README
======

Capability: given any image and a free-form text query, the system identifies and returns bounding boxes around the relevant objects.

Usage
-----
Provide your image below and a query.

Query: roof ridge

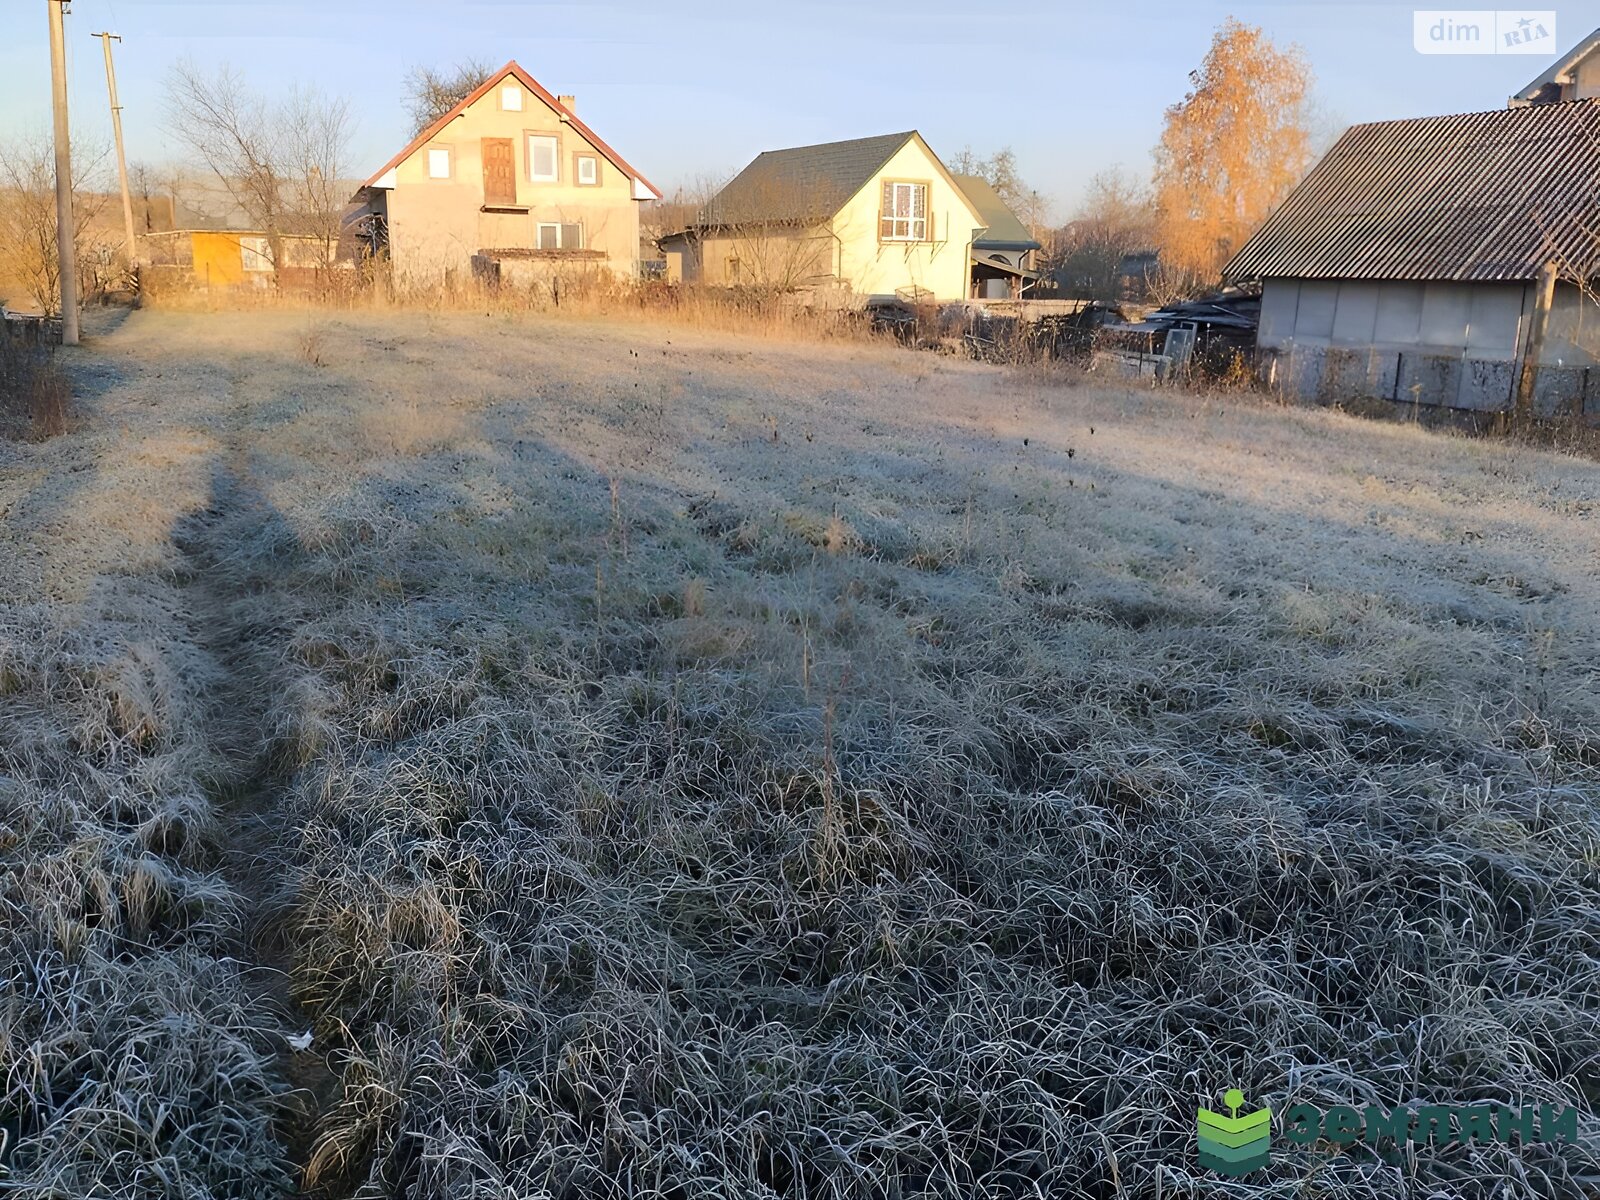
[1339,94,1600,134]
[752,131,917,158]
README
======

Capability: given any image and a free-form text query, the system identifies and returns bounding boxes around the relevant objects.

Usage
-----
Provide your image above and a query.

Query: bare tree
[164,62,353,280]
[129,162,178,234]
[404,59,494,136]
[281,87,355,268]
[702,177,838,293]
[0,135,113,314]
[1048,166,1156,299]
[642,174,728,251]
[1531,135,1600,367]
[165,63,285,271]
[947,145,1051,238]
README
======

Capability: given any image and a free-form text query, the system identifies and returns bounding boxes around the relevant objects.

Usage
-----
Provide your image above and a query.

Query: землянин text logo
[1197,1089,1579,1177]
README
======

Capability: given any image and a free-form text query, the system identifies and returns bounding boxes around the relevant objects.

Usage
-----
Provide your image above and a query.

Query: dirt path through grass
[171,451,338,1182]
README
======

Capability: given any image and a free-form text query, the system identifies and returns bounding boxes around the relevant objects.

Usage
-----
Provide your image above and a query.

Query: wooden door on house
[482,138,516,206]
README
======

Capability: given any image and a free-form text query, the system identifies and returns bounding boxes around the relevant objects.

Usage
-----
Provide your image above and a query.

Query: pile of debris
[864,287,1263,377]
[1096,287,1260,379]
[959,300,1127,363]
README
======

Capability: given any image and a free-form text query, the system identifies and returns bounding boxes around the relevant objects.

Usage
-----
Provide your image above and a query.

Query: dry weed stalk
[0,339,71,439]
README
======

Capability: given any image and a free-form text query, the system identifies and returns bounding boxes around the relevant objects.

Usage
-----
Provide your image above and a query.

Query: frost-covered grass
[2,308,1597,1198]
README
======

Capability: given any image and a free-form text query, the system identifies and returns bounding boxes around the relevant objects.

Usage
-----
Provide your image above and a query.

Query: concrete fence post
[1515,263,1558,421]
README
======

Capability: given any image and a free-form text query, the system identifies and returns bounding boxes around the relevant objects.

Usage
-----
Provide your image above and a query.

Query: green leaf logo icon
[1197,1088,1271,1176]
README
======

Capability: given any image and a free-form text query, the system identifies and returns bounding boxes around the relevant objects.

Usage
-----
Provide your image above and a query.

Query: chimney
[557,94,576,113]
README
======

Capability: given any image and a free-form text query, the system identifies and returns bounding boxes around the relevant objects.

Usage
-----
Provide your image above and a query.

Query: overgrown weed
[0,337,70,438]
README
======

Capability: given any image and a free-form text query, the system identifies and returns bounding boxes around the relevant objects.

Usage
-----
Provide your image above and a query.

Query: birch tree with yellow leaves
[1153,19,1313,287]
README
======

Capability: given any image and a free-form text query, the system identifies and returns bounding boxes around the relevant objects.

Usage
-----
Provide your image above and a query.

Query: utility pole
[47,0,79,345]
[94,31,138,270]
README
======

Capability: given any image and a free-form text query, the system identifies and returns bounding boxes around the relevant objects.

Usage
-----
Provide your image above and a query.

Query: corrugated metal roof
[702,132,916,226]
[1225,99,1600,284]
[954,174,1040,250]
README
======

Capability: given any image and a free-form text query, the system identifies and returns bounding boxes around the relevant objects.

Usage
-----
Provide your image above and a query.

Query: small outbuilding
[1225,98,1600,414]
[138,175,358,289]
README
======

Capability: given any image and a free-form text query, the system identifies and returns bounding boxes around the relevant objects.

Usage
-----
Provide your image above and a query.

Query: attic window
[880,181,928,241]
[500,85,523,111]
[576,154,599,186]
[427,147,453,180]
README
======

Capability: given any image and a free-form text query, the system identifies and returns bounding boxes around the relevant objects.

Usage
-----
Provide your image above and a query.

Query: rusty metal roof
[1225,99,1600,284]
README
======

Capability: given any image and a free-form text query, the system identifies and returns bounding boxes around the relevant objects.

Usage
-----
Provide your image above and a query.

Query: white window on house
[880,181,928,241]
[240,236,272,272]
[500,84,523,111]
[427,147,453,179]
[536,221,583,250]
[528,135,558,182]
[576,154,599,186]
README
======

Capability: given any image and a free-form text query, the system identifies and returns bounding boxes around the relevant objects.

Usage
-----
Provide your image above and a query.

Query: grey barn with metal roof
[1224,99,1600,413]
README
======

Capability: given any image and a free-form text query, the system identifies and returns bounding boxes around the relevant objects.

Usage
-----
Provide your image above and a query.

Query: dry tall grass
[0,338,69,439]
[2,308,1598,1199]
[145,274,878,347]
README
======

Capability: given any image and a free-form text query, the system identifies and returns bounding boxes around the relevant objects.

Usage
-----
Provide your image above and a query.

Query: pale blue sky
[2,1,1595,216]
